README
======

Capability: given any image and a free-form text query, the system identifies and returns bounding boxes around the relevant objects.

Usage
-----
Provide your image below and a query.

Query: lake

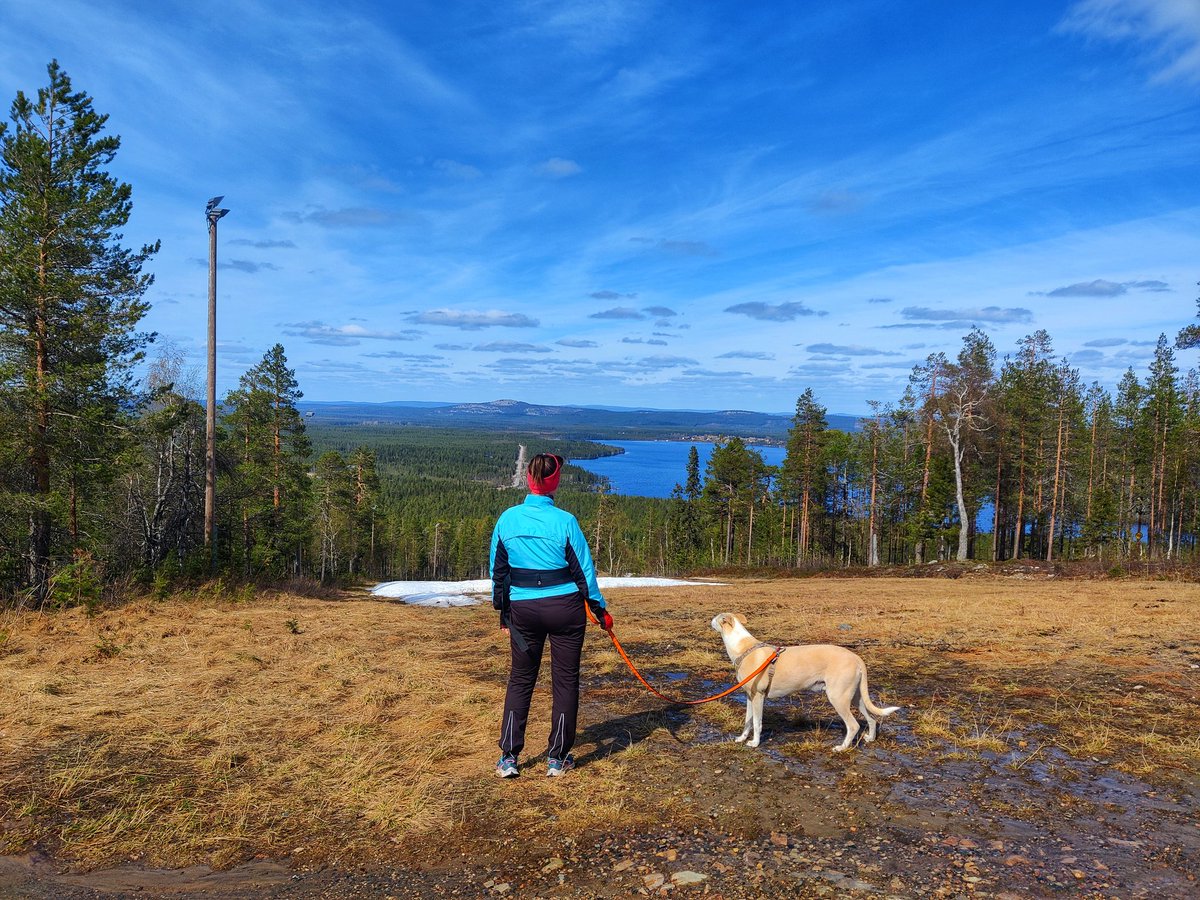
[571,440,787,499]
[572,439,997,533]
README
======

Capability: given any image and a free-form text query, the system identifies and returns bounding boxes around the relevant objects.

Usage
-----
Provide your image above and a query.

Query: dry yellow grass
[1,574,1197,871]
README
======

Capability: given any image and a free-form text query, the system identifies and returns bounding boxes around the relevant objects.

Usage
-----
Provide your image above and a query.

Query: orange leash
[586,607,777,706]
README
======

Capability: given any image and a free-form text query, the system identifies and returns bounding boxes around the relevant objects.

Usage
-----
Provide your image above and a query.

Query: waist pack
[508,566,574,589]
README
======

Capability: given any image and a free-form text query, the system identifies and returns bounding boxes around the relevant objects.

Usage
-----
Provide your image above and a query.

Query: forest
[3,63,1200,609]
[310,319,1200,582]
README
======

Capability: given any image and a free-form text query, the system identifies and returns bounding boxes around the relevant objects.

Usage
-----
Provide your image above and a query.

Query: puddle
[0,853,293,895]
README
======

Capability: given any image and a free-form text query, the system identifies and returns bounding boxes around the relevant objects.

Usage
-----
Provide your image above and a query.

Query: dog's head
[710,612,744,635]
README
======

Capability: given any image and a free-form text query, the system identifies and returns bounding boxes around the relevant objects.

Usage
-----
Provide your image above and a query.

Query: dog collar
[732,642,782,668]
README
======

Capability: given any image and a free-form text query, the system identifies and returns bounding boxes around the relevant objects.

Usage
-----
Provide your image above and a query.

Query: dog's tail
[858,665,901,718]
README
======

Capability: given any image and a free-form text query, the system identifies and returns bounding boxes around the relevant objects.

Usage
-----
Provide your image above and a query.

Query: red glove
[598,610,613,631]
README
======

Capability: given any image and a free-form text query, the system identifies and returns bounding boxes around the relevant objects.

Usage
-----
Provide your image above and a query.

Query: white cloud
[472,341,553,353]
[1060,0,1200,83]
[636,354,698,369]
[434,158,483,180]
[283,206,401,228]
[1039,278,1172,296]
[590,307,645,320]
[537,157,582,178]
[899,306,1033,323]
[807,343,901,357]
[725,301,823,321]
[282,321,425,346]
[717,350,775,360]
[405,309,540,330]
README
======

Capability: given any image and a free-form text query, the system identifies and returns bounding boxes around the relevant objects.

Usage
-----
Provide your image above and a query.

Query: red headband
[526,455,563,495]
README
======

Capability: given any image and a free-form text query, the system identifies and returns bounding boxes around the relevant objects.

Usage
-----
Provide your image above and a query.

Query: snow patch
[371,576,724,607]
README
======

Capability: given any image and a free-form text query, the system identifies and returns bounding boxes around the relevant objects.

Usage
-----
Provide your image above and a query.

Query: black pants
[498,593,586,760]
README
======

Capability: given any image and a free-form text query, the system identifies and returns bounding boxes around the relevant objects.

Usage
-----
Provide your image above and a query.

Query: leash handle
[585,606,777,706]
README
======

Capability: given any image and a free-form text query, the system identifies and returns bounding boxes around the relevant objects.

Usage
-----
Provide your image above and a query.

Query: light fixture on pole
[205,196,229,570]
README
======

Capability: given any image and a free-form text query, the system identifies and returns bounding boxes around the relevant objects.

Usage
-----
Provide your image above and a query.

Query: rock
[541,858,563,873]
[770,832,789,848]
[671,871,708,886]
[643,873,665,890]
[493,883,511,895]
[613,859,634,873]
[1004,855,1033,867]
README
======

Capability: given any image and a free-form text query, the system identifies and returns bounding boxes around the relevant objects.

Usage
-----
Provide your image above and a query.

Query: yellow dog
[711,613,901,752]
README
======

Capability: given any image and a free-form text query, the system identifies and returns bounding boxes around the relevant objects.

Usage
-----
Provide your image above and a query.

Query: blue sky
[3,0,1199,415]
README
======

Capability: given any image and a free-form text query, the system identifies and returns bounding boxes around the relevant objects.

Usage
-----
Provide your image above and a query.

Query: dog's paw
[863,733,876,743]
[746,739,760,748]
[734,735,747,743]
[832,744,850,752]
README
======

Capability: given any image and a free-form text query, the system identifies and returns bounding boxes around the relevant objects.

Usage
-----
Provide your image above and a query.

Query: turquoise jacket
[490,494,606,607]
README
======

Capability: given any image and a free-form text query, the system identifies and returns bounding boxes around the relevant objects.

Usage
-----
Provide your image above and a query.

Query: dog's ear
[718,613,734,631]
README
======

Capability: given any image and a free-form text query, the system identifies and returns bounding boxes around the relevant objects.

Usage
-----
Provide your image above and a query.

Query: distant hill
[298,398,861,441]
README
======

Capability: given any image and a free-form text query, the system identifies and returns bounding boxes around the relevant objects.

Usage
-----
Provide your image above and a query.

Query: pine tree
[1045,359,1082,561]
[220,345,310,576]
[704,438,768,565]
[0,61,158,604]
[780,388,828,565]
[1080,382,1117,556]
[907,354,948,563]
[1143,335,1181,556]
[666,445,704,571]
[1112,368,1145,555]
[312,451,352,582]
[347,447,381,575]
[1175,283,1200,349]
[685,444,702,501]
[1000,331,1056,559]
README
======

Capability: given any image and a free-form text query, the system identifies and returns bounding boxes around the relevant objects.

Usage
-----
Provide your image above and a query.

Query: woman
[490,452,612,778]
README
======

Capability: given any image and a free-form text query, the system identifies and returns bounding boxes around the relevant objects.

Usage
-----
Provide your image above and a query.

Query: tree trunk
[868,433,879,567]
[1085,406,1098,524]
[746,496,755,565]
[953,439,969,561]
[992,448,1002,562]
[1047,401,1065,562]
[799,487,810,565]
[1012,434,1026,560]
[1156,418,1168,558]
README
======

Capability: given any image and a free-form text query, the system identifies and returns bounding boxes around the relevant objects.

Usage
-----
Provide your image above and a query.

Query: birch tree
[936,330,995,561]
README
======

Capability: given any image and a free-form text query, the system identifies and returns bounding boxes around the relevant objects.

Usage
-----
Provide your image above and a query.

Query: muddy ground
[1,576,1197,898]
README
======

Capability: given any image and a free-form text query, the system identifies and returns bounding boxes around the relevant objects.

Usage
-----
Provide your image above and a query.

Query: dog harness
[733,642,787,695]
